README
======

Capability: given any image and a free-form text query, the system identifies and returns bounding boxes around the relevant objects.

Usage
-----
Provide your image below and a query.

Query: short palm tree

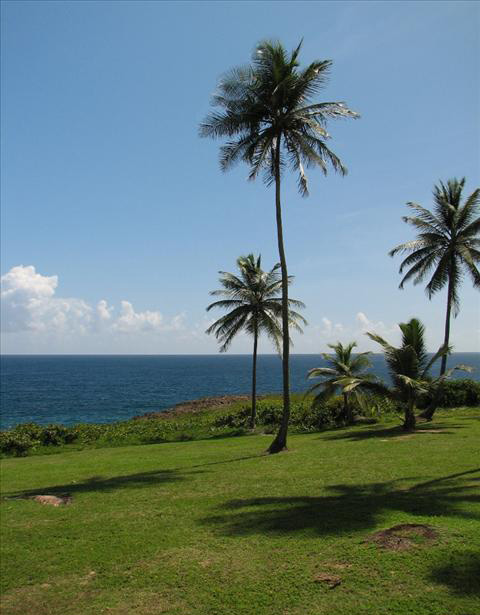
[389,178,480,378]
[366,318,468,431]
[200,40,358,452]
[206,254,306,429]
[307,342,375,425]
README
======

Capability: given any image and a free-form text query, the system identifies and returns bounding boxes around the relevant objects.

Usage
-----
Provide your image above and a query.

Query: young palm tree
[366,318,465,431]
[307,342,375,425]
[389,178,480,378]
[206,254,306,429]
[200,40,358,452]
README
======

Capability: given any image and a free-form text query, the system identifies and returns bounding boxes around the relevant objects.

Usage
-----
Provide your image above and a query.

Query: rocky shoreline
[132,394,258,420]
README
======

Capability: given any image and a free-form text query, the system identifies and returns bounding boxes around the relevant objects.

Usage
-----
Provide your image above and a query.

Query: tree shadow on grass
[5,468,194,499]
[428,551,480,595]
[200,468,480,537]
[322,423,465,442]
[5,453,265,499]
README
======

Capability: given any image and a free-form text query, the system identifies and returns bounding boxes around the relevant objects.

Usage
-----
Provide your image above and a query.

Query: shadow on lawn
[322,423,465,442]
[429,551,480,595]
[7,468,192,498]
[5,453,266,500]
[200,468,480,537]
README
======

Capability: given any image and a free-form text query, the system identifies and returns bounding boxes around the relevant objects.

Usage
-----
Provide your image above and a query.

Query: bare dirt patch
[313,573,342,588]
[367,523,438,551]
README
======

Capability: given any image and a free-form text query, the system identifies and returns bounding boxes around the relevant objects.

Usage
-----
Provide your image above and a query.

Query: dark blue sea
[1,354,478,429]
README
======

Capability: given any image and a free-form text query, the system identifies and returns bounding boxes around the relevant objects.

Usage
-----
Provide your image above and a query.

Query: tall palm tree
[206,254,306,429]
[389,178,480,378]
[307,342,375,425]
[200,40,358,452]
[366,319,458,431]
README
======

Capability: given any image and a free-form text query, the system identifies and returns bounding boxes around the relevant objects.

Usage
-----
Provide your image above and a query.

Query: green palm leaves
[366,318,470,430]
[200,40,358,195]
[206,254,306,352]
[390,178,480,376]
[206,254,306,428]
[201,39,358,452]
[307,342,375,425]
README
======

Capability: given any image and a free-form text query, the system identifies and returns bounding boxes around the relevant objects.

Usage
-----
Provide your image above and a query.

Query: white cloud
[1,265,183,339]
[96,299,113,322]
[113,300,164,333]
[294,311,399,352]
[1,265,93,333]
[355,311,397,340]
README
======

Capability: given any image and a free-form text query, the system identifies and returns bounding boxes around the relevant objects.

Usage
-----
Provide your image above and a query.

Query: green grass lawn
[1,409,479,615]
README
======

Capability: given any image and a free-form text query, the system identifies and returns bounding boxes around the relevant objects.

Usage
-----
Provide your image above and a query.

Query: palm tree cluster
[201,40,358,452]
[202,39,478,449]
[206,254,306,429]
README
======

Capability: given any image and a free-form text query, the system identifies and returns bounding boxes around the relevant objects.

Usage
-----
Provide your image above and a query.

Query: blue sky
[1,0,479,354]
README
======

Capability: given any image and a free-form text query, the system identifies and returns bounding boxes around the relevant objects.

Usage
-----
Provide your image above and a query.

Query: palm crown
[307,342,375,424]
[390,178,480,310]
[206,254,306,352]
[200,40,359,195]
[389,178,479,379]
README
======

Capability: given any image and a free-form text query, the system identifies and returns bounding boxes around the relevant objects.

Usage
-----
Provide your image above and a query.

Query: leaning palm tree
[366,318,469,431]
[389,178,480,379]
[200,40,358,452]
[307,342,375,425]
[206,254,306,429]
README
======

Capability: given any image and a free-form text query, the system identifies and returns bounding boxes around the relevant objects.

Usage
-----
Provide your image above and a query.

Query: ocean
[1,353,478,429]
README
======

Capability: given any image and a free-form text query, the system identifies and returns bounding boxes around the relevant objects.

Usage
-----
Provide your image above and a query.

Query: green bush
[418,379,480,408]
[214,398,343,431]
[40,424,77,446]
[0,431,38,456]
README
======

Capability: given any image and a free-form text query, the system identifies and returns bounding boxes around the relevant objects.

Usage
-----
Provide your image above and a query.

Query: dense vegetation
[2,380,479,457]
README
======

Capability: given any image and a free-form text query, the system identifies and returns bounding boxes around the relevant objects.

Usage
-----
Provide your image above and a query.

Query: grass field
[1,408,479,615]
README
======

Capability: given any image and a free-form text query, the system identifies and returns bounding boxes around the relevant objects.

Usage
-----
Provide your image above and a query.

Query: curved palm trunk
[422,264,455,421]
[268,135,290,454]
[440,269,454,376]
[250,325,258,429]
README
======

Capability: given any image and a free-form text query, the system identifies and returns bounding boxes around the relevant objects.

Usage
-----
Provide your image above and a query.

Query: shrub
[0,431,38,456]
[40,424,77,446]
[418,379,480,409]
[12,422,44,441]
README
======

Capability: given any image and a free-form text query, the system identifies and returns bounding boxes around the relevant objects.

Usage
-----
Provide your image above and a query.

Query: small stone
[32,495,72,507]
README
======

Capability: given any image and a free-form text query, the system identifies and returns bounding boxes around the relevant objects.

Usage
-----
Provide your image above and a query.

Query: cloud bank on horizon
[1,265,185,338]
[0,264,408,354]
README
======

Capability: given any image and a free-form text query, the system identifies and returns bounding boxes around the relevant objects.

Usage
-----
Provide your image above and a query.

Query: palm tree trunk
[342,393,353,425]
[421,263,455,421]
[440,268,454,376]
[251,325,258,429]
[403,395,416,431]
[268,135,290,454]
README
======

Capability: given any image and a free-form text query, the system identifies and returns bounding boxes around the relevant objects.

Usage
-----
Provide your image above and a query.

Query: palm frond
[200,39,357,195]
